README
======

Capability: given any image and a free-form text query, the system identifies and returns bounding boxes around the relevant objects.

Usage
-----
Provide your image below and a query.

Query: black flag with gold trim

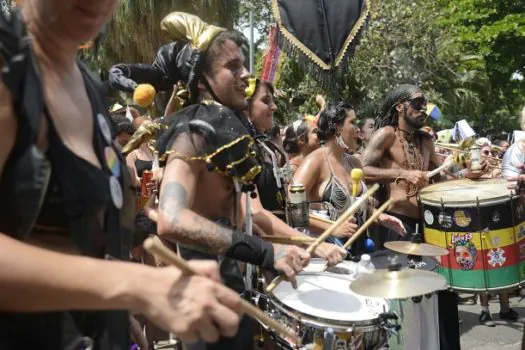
[272,0,370,97]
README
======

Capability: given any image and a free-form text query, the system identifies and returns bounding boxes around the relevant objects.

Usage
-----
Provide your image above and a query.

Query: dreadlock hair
[374,84,423,130]
[317,102,354,144]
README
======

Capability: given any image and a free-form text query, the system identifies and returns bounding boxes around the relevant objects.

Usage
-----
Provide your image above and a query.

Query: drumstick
[426,158,454,178]
[265,183,380,293]
[260,235,316,245]
[322,198,394,271]
[309,214,334,225]
[143,237,300,344]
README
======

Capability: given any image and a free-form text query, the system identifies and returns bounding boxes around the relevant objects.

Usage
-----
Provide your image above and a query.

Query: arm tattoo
[159,181,233,254]
[273,243,288,262]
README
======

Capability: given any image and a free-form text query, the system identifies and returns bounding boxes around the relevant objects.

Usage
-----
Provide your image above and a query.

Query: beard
[402,107,425,129]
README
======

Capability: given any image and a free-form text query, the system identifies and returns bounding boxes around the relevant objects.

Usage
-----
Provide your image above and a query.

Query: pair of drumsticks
[144,182,394,343]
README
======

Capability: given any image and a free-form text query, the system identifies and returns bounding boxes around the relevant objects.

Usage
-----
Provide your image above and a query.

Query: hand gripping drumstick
[265,183,380,293]
[322,198,394,271]
[143,237,301,345]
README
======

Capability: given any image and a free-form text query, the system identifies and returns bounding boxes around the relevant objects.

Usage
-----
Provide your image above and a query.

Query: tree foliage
[269,0,525,136]
[80,0,239,77]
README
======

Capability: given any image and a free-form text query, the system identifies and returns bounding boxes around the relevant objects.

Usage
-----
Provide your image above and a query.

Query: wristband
[225,231,276,272]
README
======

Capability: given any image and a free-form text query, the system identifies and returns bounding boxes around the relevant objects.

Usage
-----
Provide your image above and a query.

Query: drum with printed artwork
[419,178,525,292]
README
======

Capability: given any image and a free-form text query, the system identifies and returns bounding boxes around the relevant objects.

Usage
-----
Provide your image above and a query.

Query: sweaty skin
[362,93,440,219]
[362,125,438,219]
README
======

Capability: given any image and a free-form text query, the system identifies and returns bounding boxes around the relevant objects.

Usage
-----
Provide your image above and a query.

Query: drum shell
[386,294,439,350]
[419,179,525,292]
[266,272,389,349]
[370,251,439,350]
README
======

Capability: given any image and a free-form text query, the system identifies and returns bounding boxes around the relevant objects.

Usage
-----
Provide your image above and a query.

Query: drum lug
[383,324,402,337]
[379,311,399,321]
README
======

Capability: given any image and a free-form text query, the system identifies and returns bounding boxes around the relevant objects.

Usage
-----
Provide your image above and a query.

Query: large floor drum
[419,178,525,292]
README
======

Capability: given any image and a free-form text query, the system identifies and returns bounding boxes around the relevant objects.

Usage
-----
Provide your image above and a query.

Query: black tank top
[0,13,134,347]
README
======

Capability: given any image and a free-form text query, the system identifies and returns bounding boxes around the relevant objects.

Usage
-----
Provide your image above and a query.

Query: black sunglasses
[404,97,427,111]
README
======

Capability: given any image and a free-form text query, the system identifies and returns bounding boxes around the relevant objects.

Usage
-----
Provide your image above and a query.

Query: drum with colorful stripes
[419,178,525,292]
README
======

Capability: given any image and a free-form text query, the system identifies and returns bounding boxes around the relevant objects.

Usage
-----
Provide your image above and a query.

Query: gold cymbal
[384,241,449,257]
[350,268,447,299]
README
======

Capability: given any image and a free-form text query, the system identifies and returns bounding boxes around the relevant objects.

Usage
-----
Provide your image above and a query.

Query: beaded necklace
[396,128,424,198]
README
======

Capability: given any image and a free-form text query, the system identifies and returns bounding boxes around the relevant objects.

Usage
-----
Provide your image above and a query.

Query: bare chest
[388,135,430,171]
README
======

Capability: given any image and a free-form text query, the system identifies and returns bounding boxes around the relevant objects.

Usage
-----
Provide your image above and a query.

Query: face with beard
[399,93,428,129]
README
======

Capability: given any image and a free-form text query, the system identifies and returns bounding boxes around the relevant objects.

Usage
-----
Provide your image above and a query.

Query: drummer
[362,84,488,350]
[362,84,488,242]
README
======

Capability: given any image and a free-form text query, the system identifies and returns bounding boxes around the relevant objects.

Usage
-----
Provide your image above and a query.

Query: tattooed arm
[156,132,311,275]
[362,126,401,183]
[157,133,234,254]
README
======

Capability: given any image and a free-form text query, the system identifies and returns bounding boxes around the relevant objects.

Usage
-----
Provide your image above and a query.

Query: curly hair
[110,114,136,136]
[317,102,354,143]
[374,84,423,129]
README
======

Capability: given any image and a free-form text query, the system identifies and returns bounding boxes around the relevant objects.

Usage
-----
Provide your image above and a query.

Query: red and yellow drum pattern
[419,179,525,292]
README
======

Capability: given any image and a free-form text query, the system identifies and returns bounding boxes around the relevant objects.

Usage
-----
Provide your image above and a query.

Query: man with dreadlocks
[363,84,485,239]
[362,84,486,350]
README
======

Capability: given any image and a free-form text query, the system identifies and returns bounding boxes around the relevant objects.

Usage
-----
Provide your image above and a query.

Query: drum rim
[418,178,516,205]
[269,272,389,330]
[420,197,513,208]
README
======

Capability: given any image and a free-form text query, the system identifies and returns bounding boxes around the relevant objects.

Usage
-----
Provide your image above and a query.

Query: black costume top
[0,10,135,350]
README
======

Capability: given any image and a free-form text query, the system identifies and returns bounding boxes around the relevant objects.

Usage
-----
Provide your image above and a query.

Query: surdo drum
[419,178,525,292]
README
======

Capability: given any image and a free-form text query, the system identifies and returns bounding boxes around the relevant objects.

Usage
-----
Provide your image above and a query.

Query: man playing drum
[362,84,487,350]
[155,13,310,349]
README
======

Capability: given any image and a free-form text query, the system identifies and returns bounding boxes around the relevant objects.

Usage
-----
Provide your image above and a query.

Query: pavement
[459,295,524,350]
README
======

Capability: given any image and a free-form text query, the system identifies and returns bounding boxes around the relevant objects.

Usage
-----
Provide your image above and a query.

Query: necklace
[396,128,424,198]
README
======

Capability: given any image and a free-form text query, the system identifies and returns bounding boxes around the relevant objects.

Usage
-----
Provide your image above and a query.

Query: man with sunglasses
[362,84,487,350]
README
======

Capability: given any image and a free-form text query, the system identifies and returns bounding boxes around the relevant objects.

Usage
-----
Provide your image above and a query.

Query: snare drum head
[419,178,512,205]
[303,258,356,276]
[271,273,388,323]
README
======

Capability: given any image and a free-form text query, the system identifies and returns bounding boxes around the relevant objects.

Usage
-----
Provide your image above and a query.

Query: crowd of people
[1,1,525,350]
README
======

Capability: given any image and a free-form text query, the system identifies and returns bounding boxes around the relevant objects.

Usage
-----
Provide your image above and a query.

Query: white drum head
[272,273,389,322]
[302,258,356,277]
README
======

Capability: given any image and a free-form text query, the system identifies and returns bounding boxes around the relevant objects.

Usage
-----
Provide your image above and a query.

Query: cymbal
[350,268,447,299]
[384,241,449,257]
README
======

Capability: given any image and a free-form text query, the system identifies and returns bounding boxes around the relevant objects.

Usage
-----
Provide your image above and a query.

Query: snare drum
[419,178,525,292]
[266,273,390,350]
[303,258,357,278]
[371,251,440,350]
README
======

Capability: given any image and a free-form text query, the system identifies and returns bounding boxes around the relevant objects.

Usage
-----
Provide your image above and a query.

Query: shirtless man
[156,29,310,350]
[362,84,484,240]
[362,84,486,350]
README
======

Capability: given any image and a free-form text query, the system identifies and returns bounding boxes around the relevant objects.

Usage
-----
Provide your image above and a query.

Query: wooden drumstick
[426,157,454,178]
[143,237,300,344]
[265,183,380,293]
[260,235,316,245]
[309,214,334,226]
